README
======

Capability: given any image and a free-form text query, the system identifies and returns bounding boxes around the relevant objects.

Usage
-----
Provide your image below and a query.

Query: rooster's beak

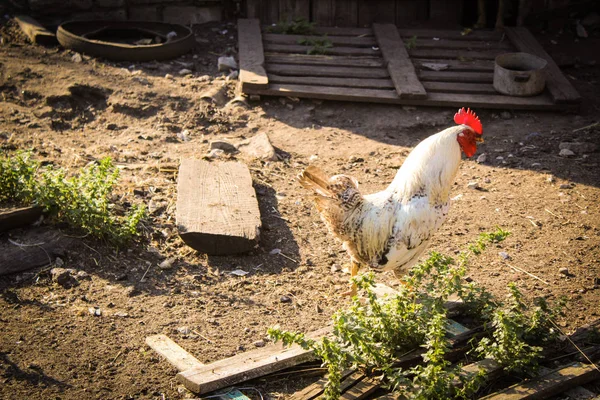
[475,136,484,143]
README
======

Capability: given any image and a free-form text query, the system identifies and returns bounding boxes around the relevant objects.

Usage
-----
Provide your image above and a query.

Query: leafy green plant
[0,151,146,245]
[298,37,333,55]
[269,229,564,399]
[405,35,418,50]
[267,18,318,35]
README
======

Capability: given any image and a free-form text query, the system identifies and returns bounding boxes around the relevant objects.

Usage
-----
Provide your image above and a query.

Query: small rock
[496,156,504,160]
[330,263,341,273]
[559,142,598,154]
[88,307,101,316]
[559,148,575,157]
[76,270,91,281]
[237,132,277,161]
[280,295,292,303]
[476,153,487,164]
[559,267,570,276]
[72,53,83,63]
[165,73,174,79]
[309,154,318,162]
[114,312,129,318]
[226,70,239,81]
[177,130,190,142]
[464,276,473,283]
[177,326,190,335]
[210,140,237,153]
[546,175,556,183]
[484,177,491,184]
[348,155,364,163]
[51,267,79,289]
[253,339,266,347]
[498,251,510,260]
[218,56,238,71]
[54,257,64,267]
[197,75,211,82]
[207,149,225,159]
[270,248,281,255]
[159,257,176,270]
[178,69,192,76]
[467,181,479,190]
[559,183,573,189]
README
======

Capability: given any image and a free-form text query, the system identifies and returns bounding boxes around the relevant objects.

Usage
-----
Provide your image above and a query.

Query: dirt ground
[0,15,599,400]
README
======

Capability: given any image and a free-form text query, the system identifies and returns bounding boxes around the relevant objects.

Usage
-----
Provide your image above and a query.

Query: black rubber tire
[56,20,195,62]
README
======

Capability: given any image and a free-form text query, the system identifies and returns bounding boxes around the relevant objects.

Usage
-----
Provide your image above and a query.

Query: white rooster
[298,108,484,295]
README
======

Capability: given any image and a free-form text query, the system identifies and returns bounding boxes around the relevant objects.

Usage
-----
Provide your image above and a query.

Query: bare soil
[1,17,599,400]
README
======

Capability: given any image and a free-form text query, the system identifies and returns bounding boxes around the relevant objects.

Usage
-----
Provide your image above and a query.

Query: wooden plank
[238,19,268,91]
[358,0,395,26]
[269,74,395,89]
[264,43,379,56]
[398,28,503,41]
[341,377,380,400]
[146,335,204,372]
[480,362,600,400]
[396,0,428,26]
[266,63,390,78]
[414,58,494,72]
[408,48,505,60]
[418,71,494,83]
[290,369,356,400]
[313,0,335,27]
[411,38,513,50]
[278,0,309,22]
[177,326,332,394]
[0,206,43,233]
[15,15,57,46]
[422,81,498,94]
[313,26,373,36]
[262,33,377,47]
[265,53,385,68]
[334,0,358,27]
[0,229,72,276]
[373,23,426,99]
[249,83,568,110]
[175,160,261,255]
[504,26,581,104]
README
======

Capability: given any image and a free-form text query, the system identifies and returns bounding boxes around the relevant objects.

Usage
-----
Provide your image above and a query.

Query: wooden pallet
[237,19,581,111]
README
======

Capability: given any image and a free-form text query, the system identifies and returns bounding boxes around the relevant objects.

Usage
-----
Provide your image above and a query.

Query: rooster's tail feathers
[297,166,335,197]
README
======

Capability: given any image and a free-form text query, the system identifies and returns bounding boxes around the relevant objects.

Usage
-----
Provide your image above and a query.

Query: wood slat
[238,19,268,91]
[334,0,358,27]
[398,28,504,42]
[313,0,334,27]
[418,71,494,83]
[278,0,309,22]
[265,53,385,68]
[264,43,380,56]
[409,48,506,60]
[253,83,399,102]
[269,74,395,89]
[290,369,356,400]
[480,362,600,400]
[373,23,426,99]
[413,58,494,72]
[145,335,204,372]
[266,63,390,78]
[313,26,373,37]
[422,81,498,94]
[340,377,380,400]
[0,206,43,233]
[262,33,376,47]
[504,27,581,104]
[177,326,332,394]
[411,38,513,50]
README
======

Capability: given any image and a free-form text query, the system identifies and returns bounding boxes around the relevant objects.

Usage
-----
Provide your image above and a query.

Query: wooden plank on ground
[408,48,505,60]
[341,377,380,400]
[238,19,268,91]
[290,369,356,400]
[15,15,57,46]
[264,43,379,56]
[414,58,494,72]
[398,28,503,42]
[269,74,395,89]
[417,71,494,83]
[176,159,261,255]
[254,83,399,102]
[422,81,497,94]
[411,38,513,50]
[0,206,43,233]
[504,27,581,104]
[265,54,385,68]
[480,362,600,400]
[313,26,373,37]
[177,326,332,394]
[146,334,204,372]
[263,33,376,47]
[266,63,390,78]
[372,23,426,99]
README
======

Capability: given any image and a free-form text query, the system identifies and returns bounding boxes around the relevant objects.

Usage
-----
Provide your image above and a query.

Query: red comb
[454,107,482,135]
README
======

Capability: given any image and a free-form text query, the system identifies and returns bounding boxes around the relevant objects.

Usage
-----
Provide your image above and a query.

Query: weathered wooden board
[411,38,513,50]
[423,81,498,94]
[0,206,43,233]
[269,74,395,89]
[373,23,426,99]
[480,362,600,400]
[265,54,385,68]
[418,71,494,83]
[414,58,495,72]
[146,335,204,372]
[176,159,261,255]
[398,28,503,41]
[263,33,377,47]
[177,326,332,394]
[408,48,505,60]
[238,19,268,91]
[0,229,72,275]
[15,15,57,46]
[505,27,581,104]
[264,43,380,56]
[266,63,390,78]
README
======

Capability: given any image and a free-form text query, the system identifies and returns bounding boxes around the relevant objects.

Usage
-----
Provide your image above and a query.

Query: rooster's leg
[341,261,360,297]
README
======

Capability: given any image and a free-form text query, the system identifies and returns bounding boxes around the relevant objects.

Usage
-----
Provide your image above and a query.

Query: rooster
[298,108,483,295]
